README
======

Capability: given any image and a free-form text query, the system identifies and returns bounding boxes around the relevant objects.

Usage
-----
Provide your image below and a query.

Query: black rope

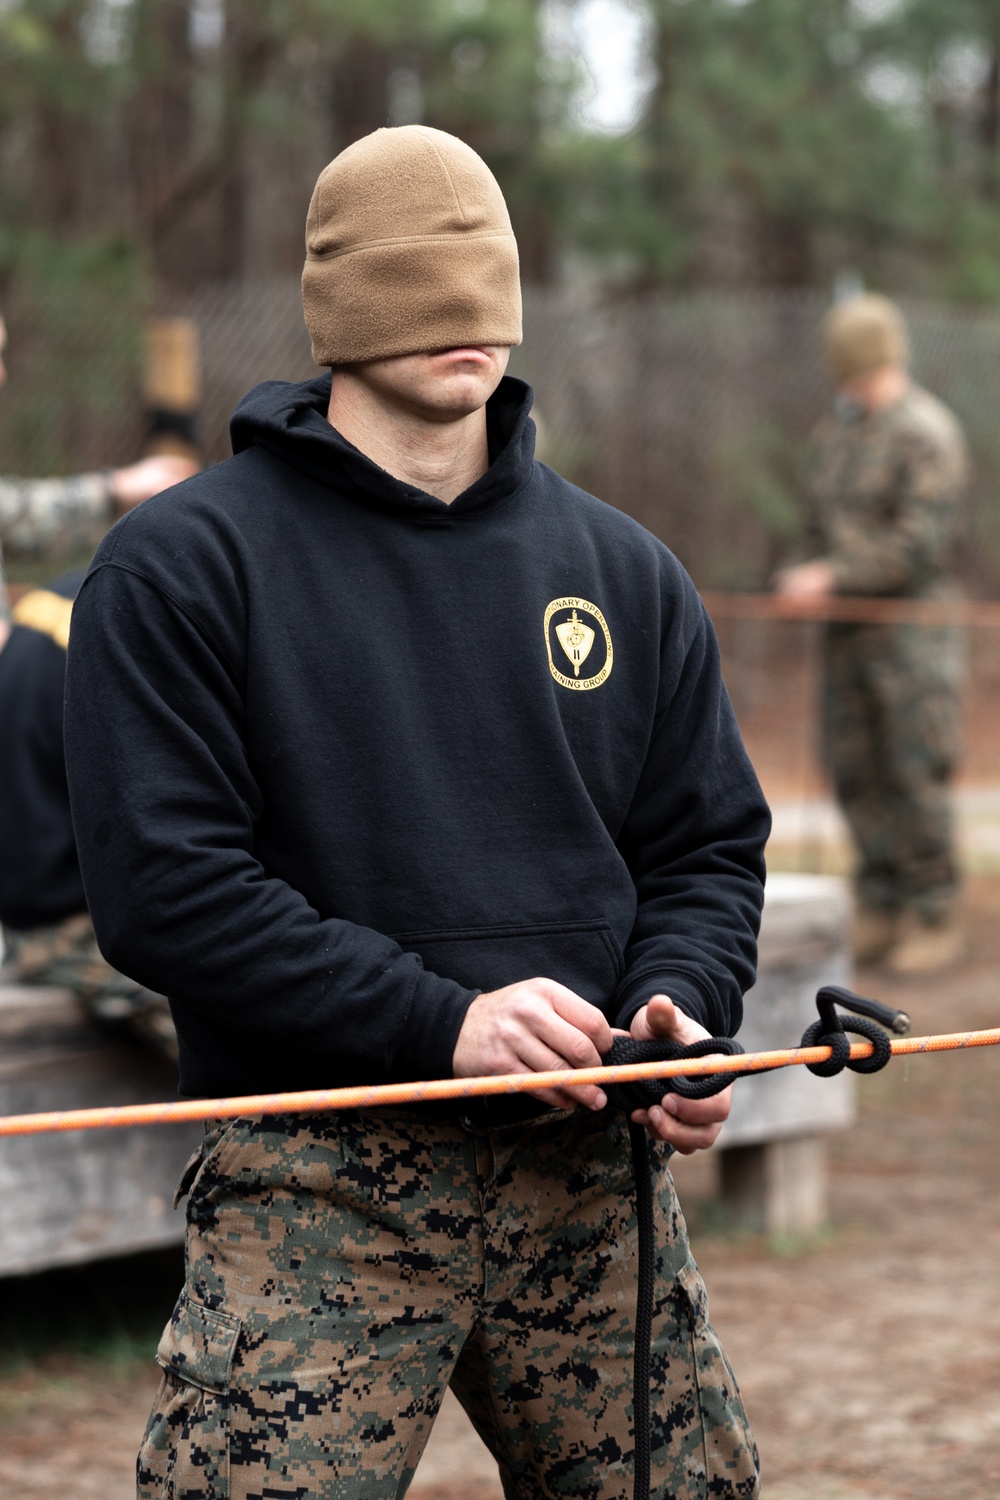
[605,985,907,1500]
[627,1120,653,1500]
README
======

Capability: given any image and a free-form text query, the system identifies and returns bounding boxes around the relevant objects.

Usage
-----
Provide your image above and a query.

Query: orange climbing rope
[1,1028,997,1138]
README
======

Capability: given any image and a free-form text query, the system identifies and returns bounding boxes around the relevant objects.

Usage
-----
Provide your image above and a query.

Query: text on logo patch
[543,597,613,691]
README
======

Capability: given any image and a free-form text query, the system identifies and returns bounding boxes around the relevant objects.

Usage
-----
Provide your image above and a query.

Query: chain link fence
[4,279,1000,593]
[4,276,1000,813]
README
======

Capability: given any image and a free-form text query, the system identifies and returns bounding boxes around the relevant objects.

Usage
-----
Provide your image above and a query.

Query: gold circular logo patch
[544,596,613,691]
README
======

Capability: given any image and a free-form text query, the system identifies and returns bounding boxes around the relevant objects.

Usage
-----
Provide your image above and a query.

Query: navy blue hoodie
[64,374,769,1099]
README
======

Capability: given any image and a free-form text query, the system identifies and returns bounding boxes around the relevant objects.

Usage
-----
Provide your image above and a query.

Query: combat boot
[852,906,898,965]
[885,912,965,975]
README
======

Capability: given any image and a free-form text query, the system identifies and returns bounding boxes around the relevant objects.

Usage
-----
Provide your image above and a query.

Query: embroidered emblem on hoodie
[544,597,613,691]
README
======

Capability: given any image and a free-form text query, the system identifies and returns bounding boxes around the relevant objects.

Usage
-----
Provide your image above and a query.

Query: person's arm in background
[0,455,197,640]
[0,456,197,557]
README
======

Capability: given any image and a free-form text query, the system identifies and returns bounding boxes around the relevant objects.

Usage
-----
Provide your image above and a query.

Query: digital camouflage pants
[1,911,177,1061]
[822,621,963,921]
[139,1107,759,1500]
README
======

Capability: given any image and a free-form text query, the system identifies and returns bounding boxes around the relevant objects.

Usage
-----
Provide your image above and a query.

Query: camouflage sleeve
[827,421,967,596]
[0,471,112,557]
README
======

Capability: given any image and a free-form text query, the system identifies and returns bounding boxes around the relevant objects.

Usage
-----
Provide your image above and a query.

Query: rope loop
[800,1015,892,1076]
[602,1035,746,1113]
[800,1019,852,1076]
[841,1014,893,1074]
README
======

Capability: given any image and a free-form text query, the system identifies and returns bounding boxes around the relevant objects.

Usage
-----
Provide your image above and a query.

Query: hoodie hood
[230,371,537,521]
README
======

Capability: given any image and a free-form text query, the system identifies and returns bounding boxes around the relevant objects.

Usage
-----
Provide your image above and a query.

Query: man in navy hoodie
[66,127,768,1500]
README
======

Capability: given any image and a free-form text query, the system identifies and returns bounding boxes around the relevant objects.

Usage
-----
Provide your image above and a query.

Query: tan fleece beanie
[302,126,522,366]
[823,294,909,383]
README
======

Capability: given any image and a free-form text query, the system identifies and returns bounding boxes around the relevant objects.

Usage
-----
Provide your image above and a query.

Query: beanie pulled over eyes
[302,125,522,366]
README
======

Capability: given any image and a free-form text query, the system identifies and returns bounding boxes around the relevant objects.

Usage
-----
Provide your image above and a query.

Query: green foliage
[0,231,147,476]
[0,0,573,283]
[565,0,944,288]
[544,0,1000,302]
[7,0,1000,298]
[708,420,810,588]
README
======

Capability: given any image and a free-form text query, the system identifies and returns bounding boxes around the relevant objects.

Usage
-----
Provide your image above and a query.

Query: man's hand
[109,455,199,511]
[628,995,733,1152]
[453,979,613,1113]
[772,559,835,599]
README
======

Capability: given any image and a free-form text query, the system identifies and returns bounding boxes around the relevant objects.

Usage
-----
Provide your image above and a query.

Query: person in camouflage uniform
[776,294,968,974]
[0,570,179,1061]
[2,916,179,1060]
[67,127,767,1499]
[0,314,193,1055]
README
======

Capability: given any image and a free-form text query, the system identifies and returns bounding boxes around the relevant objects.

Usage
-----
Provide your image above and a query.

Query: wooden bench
[711,872,854,1235]
[0,984,200,1276]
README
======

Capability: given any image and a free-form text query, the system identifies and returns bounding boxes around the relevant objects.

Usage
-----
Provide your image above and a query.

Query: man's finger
[530,1008,607,1073]
[545,985,615,1051]
[632,1104,726,1153]
[658,1088,733,1128]
[515,1035,607,1112]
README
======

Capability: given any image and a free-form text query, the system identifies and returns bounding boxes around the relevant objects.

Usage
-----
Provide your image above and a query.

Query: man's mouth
[432,346,490,362]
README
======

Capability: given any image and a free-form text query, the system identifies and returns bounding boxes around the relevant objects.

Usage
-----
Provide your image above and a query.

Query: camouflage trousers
[822,624,963,921]
[139,1108,759,1500]
[1,911,177,1061]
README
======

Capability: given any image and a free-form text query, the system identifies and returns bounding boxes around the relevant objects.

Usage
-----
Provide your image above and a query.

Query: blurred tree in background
[4,0,1000,584]
[5,0,1000,302]
[0,0,570,295]
[562,0,1000,295]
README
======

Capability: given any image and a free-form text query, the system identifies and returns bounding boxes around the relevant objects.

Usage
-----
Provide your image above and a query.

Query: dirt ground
[2,880,999,1500]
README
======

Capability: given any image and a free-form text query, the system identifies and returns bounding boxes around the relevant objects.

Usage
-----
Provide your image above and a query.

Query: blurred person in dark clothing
[0,565,178,1058]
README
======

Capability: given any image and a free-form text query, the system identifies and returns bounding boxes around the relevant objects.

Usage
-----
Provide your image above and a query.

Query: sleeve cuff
[613,971,714,1035]
[393,969,481,1082]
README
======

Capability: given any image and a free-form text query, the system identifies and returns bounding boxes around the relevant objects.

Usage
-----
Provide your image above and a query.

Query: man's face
[837,361,908,414]
[349,345,510,422]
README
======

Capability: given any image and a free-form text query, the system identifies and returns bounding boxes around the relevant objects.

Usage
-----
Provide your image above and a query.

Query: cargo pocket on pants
[675,1258,760,1498]
[137,1290,242,1500]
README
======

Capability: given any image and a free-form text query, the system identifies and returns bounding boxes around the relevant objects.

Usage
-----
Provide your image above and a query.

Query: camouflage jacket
[0,471,111,621]
[806,383,968,598]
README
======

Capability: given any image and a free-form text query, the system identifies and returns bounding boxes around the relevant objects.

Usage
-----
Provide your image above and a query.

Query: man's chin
[405,374,498,419]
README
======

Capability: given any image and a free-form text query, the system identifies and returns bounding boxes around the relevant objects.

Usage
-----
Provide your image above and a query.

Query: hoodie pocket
[392,917,624,1007]
[137,1291,242,1500]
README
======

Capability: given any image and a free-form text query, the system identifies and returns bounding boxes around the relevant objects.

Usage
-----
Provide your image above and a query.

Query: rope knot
[800,1014,892,1076]
[602,1034,745,1114]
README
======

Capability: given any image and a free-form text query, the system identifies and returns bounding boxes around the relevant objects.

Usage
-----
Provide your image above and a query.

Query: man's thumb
[635,994,677,1039]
